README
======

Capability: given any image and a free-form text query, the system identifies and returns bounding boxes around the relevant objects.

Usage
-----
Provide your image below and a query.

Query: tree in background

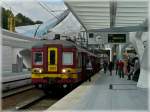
[2,7,43,30]
[2,7,13,29]
[15,13,35,26]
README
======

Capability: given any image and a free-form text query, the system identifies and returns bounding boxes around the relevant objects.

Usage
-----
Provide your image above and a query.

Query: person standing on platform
[115,60,119,75]
[86,59,93,82]
[127,63,133,80]
[103,60,108,74]
[108,61,113,76]
[118,60,124,78]
[127,61,130,75]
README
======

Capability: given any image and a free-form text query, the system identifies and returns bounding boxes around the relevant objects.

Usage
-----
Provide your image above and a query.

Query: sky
[0,0,66,22]
[0,0,81,37]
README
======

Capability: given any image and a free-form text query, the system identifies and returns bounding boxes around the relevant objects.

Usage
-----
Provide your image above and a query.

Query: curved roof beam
[35,9,70,37]
[87,25,147,32]
[110,0,117,28]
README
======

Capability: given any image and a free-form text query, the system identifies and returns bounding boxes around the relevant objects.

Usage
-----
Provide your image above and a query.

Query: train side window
[78,53,82,67]
[63,52,73,65]
[34,52,43,65]
[50,50,55,65]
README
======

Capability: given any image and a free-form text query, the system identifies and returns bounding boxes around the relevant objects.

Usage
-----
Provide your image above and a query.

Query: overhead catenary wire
[37,1,76,37]
[1,0,77,40]
[41,2,65,12]
[38,1,60,21]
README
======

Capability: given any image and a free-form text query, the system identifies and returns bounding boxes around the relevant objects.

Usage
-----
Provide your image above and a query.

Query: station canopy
[64,0,148,32]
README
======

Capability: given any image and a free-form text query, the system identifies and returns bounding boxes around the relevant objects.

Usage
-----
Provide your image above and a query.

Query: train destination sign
[108,34,126,43]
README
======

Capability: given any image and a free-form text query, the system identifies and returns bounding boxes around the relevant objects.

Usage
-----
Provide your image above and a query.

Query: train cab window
[63,52,73,65]
[50,50,55,65]
[34,52,43,65]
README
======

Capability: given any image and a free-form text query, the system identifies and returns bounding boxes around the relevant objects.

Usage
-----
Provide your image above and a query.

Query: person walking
[86,59,93,82]
[118,60,124,78]
[115,60,119,75]
[127,65,134,80]
[108,61,113,76]
[103,60,108,74]
[127,61,130,74]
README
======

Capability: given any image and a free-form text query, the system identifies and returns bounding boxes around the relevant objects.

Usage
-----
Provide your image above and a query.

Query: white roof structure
[2,29,37,48]
[64,0,148,32]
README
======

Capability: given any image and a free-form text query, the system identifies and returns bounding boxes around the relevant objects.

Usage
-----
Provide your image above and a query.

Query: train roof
[76,46,99,58]
[32,39,76,48]
[32,39,99,58]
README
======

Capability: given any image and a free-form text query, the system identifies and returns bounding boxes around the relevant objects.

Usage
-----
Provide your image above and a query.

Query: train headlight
[62,69,66,73]
[32,68,43,73]
[39,69,42,73]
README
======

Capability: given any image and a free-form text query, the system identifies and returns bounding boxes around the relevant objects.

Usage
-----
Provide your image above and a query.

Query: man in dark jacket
[103,60,108,74]
[108,61,113,76]
[116,60,119,75]
[86,59,93,82]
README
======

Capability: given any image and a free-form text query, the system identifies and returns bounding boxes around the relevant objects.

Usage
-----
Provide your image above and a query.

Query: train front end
[31,44,81,90]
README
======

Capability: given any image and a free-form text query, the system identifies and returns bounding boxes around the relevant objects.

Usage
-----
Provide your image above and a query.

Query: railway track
[2,85,35,98]
[15,94,46,110]
[2,87,44,110]
[15,95,59,111]
[16,89,70,111]
[2,86,71,111]
[2,77,31,92]
[2,76,81,111]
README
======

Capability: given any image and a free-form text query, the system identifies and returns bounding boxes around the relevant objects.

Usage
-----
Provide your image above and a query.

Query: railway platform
[2,70,31,91]
[46,70,148,111]
[2,69,30,77]
[2,70,30,82]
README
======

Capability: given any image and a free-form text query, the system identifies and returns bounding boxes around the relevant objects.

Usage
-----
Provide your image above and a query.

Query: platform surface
[2,69,30,77]
[2,70,31,83]
[47,70,149,111]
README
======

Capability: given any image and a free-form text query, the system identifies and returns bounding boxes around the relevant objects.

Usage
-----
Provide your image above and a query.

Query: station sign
[127,49,136,54]
[108,34,126,43]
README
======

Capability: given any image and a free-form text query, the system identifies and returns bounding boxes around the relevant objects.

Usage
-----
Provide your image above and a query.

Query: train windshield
[50,50,56,65]
[34,52,43,65]
[63,52,73,65]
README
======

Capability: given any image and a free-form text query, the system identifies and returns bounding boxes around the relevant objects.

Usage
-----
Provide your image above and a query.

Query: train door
[47,47,58,72]
[81,52,87,80]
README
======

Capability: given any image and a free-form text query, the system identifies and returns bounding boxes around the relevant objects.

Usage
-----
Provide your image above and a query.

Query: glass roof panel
[72,7,109,12]
[116,17,146,21]
[76,12,110,16]
[117,1,148,8]
[69,2,109,7]
[117,7,147,13]
[116,12,148,17]
[115,1,148,27]
[65,0,148,30]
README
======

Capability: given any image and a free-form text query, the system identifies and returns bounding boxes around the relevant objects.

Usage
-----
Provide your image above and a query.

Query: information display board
[108,34,126,43]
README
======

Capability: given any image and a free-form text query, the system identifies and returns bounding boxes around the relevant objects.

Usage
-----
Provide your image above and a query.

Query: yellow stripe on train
[32,73,78,79]
[32,68,82,74]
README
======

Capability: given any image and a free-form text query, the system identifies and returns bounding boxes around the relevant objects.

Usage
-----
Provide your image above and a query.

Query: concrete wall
[129,32,149,88]
[2,46,24,72]
[2,46,31,72]
[19,49,31,69]
[2,46,13,71]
